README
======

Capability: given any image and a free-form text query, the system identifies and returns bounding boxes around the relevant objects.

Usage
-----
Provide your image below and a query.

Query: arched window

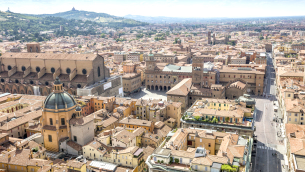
[82,69,87,75]
[66,68,71,74]
[51,67,55,73]
[97,67,100,77]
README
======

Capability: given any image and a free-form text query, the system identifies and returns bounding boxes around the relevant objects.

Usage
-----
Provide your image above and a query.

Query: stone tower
[27,43,40,53]
[213,33,216,44]
[146,49,156,71]
[208,31,211,44]
[192,57,204,87]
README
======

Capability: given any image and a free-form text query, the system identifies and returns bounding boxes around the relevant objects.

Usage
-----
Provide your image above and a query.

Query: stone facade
[122,73,141,95]
[0,50,111,96]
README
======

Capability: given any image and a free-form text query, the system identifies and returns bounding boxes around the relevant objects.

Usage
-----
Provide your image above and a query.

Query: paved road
[253,53,286,172]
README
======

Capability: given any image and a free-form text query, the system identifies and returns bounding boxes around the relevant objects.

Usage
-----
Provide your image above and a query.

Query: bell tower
[146,49,156,71]
[192,57,203,87]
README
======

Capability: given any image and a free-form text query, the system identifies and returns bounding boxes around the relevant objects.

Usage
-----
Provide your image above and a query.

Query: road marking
[257,146,275,150]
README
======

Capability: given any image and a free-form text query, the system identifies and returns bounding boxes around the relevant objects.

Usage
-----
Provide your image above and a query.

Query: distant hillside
[0,11,103,41]
[30,10,148,27]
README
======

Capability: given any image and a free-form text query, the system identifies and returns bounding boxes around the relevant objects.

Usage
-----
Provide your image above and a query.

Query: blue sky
[0,0,305,18]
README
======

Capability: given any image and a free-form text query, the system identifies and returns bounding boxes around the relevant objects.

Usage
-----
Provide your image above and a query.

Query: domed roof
[75,106,82,111]
[44,91,76,110]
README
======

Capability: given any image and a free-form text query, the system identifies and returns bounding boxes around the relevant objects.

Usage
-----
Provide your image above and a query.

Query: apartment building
[127,52,140,62]
[146,128,253,172]
[122,73,141,96]
[135,99,182,127]
[119,117,154,133]
[181,96,255,137]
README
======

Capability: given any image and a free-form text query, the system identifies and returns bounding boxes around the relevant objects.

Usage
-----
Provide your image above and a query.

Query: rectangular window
[49,118,53,125]
[74,136,77,142]
[61,118,65,125]
[200,139,202,142]
[48,135,52,142]
[289,118,291,121]
[295,119,297,122]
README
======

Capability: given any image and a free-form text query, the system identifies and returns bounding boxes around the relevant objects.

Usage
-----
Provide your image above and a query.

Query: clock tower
[146,49,156,71]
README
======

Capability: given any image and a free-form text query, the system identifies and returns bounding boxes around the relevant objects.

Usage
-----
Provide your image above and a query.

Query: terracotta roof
[113,129,136,144]
[2,52,98,61]
[166,78,192,96]
[69,114,95,126]
[0,110,42,131]
[289,138,305,156]
[66,160,85,169]
[118,146,139,154]
[67,141,82,151]
[99,116,118,128]
[119,117,152,127]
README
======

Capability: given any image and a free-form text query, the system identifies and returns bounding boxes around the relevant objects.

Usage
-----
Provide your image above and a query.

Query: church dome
[44,77,76,110]
[44,92,76,110]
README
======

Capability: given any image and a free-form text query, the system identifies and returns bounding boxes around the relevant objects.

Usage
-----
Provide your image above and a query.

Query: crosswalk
[257,146,276,150]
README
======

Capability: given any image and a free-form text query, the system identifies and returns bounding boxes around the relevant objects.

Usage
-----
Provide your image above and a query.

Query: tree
[194,116,201,121]
[78,45,82,48]
[136,34,144,39]
[0,39,2,42]
[174,37,180,44]
[38,37,43,42]
[212,117,218,123]
[170,157,173,164]
[34,32,39,38]
[225,117,230,122]
[174,158,179,164]
[259,36,264,40]
[101,33,106,38]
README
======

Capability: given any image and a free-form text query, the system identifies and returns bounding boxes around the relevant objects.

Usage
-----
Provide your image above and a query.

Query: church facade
[0,43,122,97]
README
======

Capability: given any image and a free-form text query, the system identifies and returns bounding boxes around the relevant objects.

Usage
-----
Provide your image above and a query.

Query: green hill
[0,11,105,41]
[0,10,147,42]
[29,10,148,27]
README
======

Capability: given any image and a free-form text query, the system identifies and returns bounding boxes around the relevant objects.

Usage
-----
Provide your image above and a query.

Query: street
[252,53,286,172]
